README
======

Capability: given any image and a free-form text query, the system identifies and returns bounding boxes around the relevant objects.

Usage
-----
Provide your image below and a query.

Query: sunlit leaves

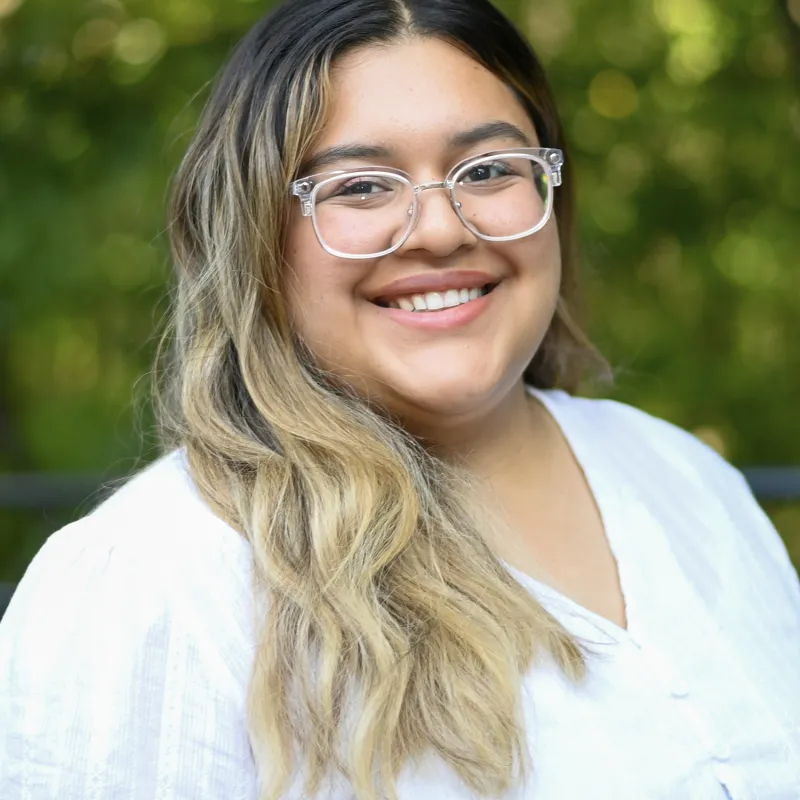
[588,70,639,119]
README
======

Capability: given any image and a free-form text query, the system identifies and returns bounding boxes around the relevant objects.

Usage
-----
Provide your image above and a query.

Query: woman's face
[284,38,562,428]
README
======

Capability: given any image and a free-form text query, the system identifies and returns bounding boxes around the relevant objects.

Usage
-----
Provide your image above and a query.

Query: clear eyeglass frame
[288,146,565,260]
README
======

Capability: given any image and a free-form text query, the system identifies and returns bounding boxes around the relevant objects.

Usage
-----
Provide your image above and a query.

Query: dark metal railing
[2,467,800,510]
[2,467,799,620]
[0,583,14,620]
[0,473,118,511]
[738,467,800,502]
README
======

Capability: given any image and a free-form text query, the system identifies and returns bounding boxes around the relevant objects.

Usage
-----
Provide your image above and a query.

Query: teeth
[425,292,445,310]
[444,289,461,308]
[385,285,492,311]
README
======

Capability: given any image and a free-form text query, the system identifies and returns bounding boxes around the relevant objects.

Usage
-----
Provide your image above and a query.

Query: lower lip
[373,286,499,330]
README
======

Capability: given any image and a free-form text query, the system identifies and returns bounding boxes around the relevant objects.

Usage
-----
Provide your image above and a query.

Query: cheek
[284,221,326,337]
[502,215,562,290]
[541,219,563,284]
[284,213,331,313]
[533,213,562,260]
[283,218,367,357]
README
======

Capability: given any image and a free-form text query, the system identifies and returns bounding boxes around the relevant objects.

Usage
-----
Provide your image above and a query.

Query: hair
[158,1,611,798]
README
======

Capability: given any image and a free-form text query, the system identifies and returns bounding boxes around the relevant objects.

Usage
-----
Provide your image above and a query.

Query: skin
[284,37,561,461]
[284,38,627,627]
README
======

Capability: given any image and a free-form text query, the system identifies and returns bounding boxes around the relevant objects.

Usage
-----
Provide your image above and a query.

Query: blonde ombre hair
[157,0,610,798]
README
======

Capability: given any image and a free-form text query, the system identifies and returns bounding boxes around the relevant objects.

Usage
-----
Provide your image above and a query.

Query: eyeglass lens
[312,155,551,258]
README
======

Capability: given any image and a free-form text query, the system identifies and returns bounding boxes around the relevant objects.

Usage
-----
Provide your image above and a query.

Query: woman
[1,0,798,797]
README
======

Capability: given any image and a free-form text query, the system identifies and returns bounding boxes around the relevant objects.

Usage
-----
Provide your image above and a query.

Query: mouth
[369,281,501,331]
[373,282,500,312]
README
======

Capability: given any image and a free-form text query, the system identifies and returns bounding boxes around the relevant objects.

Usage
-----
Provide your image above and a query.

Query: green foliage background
[1,0,799,580]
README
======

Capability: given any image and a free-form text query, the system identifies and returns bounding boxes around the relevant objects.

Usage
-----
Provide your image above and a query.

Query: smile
[371,282,500,330]
[375,283,498,312]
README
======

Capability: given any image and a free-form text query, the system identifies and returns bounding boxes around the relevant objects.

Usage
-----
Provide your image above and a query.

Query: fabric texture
[1,388,799,799]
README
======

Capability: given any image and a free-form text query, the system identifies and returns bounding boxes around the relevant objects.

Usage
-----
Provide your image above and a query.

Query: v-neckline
[498,386,640,645]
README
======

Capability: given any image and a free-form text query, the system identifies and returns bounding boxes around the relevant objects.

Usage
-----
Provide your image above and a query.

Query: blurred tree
[1,0,799,579]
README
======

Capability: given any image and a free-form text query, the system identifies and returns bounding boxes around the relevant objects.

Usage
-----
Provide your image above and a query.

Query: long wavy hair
[158,1,610,798]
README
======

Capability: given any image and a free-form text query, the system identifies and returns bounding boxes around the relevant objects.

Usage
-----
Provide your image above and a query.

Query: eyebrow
[300,144,393,175]
[448,120,532,150]
[300,120,533,175]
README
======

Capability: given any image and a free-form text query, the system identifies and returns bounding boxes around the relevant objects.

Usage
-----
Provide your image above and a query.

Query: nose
[398,184,478,259]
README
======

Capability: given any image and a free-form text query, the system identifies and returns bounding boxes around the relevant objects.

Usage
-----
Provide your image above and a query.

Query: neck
[397,379,561,563]
[409,380,554,488]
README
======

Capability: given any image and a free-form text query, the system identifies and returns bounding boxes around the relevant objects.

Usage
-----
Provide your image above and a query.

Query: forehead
[316,37,539,157]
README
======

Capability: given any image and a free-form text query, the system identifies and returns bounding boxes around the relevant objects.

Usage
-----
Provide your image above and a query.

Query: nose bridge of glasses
[413,180,453,195]
[409,179,463,226]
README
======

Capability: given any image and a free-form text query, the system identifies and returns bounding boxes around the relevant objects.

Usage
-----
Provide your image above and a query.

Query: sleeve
[709,457,800,626]
[0,517,259,800]
[605,397,800,626]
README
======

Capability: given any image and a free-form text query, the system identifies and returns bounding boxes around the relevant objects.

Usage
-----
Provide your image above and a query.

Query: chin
[383,366,510,418]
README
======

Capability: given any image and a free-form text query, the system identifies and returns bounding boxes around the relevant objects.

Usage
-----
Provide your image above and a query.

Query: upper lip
[369,270,501,303]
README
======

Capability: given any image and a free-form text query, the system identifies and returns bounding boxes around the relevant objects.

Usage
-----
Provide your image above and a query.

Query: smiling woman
[1,1,799,799]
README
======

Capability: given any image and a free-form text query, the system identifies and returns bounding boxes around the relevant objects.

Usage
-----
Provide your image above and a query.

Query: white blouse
[1,387,799,800]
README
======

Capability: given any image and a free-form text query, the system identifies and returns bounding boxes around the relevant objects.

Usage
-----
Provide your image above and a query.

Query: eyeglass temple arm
[543,149,564,187]
[290,180,315,216]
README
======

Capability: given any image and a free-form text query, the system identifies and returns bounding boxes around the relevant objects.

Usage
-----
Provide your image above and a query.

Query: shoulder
[91,448,249,549]
[61,449,252,583]
[537,387,800,624]
[537,387,731,485]
[0,452,259,796]
[1,450,256,694]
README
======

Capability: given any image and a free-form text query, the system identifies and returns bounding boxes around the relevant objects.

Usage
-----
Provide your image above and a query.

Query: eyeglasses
[289,147,564,260]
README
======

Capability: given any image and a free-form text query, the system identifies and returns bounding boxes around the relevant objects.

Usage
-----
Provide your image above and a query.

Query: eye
[460,161,515,184]
[316,174,404,206]
[333,178,391,197]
